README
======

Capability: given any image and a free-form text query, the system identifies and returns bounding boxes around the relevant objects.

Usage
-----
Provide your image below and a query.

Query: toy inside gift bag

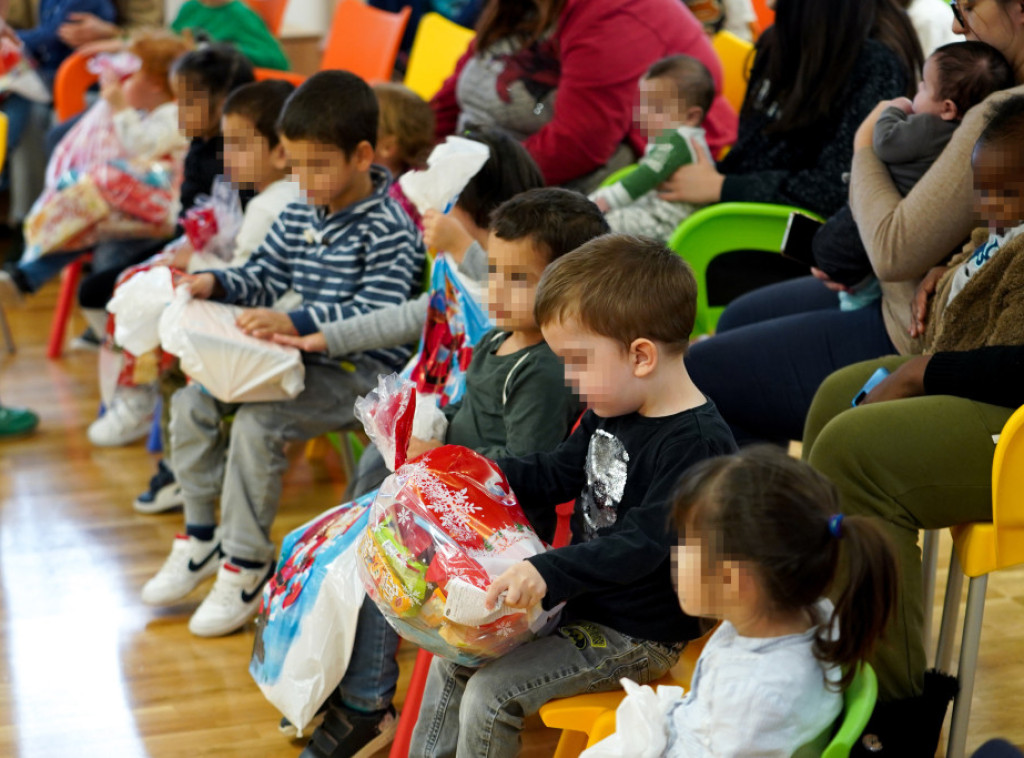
[355,375,558,667]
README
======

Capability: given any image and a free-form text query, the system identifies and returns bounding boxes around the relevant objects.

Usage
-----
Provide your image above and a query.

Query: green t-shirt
[171,0,290,71]
[443,329,581,460]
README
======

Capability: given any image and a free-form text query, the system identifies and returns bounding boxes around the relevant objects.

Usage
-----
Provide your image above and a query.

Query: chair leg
[0,302,14,354]
[47,258,84,360]
[921,529,939,664]
[552,731,589,758]
[936,543,965,674]
[946,573,988,758]
[389,648,433,758]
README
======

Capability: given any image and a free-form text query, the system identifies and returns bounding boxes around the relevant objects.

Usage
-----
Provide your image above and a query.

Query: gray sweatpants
[169,358,388,563]
[605,192,697,241]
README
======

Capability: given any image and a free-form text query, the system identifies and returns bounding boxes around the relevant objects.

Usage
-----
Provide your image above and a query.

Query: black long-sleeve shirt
[925,346,1024,409]
[497,402,737,644]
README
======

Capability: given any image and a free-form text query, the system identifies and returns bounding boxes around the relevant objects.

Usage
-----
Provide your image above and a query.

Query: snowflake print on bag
[406,461,483,543]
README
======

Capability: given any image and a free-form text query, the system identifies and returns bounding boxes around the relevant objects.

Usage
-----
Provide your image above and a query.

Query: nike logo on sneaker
[187,544,222,572]
[240,562,276,604]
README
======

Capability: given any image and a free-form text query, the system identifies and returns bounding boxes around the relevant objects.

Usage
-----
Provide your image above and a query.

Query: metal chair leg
[946,573,988,758]
[0,302,14,354]
[936,543,965,674]
[921,529,939,663]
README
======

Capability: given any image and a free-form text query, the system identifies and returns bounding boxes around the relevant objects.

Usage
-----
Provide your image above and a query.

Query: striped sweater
[208,166,426,370]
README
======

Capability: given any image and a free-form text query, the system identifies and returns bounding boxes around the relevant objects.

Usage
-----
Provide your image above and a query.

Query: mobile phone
[780,212,823,268]
[852,367,890,407]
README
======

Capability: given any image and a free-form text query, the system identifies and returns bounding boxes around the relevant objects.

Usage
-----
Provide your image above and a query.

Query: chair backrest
[992,404,1024,550]
[240,0,289,36]
[711,30,754,115]
[253,67,307,87]
[320,0,412,83]
[820,663,878,758]
[53,51,98,123]
[0,111,8,176]
[751,0,775,37]
[404,12,476,100]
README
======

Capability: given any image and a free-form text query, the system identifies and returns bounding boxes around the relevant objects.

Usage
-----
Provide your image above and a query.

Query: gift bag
[579,678,685,758]
[158,288,305,403]
[250,495,373,732]
[182,176,245,262]
[355,376,558,667]
[398,136,490,217]
[106,266,177,355]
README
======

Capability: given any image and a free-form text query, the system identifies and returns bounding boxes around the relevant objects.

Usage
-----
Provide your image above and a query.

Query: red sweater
[431,0,738,186]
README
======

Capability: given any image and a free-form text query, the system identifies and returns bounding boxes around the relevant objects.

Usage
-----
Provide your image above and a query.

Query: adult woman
[430,0,738,190]
[680,0,1016,446]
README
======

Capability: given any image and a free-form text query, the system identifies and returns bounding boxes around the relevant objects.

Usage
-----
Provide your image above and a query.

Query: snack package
[250,494,373,733]
[0,47,51,103]
[183,176,244,262]
[158,287,305,403]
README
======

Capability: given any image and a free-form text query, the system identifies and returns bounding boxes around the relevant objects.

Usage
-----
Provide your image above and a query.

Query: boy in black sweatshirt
[409,234,737,758]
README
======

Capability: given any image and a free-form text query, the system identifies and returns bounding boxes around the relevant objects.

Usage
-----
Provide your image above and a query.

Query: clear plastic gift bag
[354,375,558,667]
[182,176,245,262]
[158,287,305,403]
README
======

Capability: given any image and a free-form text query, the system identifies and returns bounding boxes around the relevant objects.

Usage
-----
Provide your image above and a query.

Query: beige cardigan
[849,82,1024,355]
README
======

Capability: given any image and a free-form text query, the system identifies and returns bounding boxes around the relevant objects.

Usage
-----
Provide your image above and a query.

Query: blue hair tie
[828,514,844,539]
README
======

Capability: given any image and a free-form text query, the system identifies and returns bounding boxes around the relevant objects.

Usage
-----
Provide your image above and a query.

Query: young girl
[586,447,898,757]
[373,82,435,230]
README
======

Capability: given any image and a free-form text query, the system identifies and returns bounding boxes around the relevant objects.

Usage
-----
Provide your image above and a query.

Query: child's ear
[270,141,289,171]
[376,134,398,161]
[629,338,658,378]
[354,140,375,170]
[685,105,705,127]
[939,99,960,121]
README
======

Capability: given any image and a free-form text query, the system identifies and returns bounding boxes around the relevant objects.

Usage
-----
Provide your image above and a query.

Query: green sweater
[171,0,290,71]
[443,329,581,460]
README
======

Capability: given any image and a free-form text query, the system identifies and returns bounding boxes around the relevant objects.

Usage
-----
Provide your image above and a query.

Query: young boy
[141,71,426,638]
[409,234,738,757]
[293,188,607,757]
[588,55,715,240]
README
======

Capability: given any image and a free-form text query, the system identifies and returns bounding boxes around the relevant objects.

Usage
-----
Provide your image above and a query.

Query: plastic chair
[240,0,289,36]
[319,0,412,83]
[0,111,12,354]
[751,0,775,37]
[666,202,824,337]
[403,12,475,100]
[923,404,1024,758]
[53,50,97,123]
[711,30,754,115]
[254,67,307,87]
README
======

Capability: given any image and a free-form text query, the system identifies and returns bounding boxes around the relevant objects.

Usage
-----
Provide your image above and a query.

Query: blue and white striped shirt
[209,166,425,370]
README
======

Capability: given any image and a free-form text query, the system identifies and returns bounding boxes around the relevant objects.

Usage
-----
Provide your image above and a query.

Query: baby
[589,54,715,240]
[809,41,1014,306]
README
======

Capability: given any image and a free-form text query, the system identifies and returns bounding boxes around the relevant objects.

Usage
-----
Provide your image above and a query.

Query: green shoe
[0,406,39,437]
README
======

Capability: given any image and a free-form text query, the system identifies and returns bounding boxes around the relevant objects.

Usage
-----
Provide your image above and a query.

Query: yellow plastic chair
[404,12,475,101]
[711,29,754,114]
[925,403,1024,758]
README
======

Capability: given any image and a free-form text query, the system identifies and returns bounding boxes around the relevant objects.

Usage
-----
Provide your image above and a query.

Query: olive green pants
[803,357,1012,701]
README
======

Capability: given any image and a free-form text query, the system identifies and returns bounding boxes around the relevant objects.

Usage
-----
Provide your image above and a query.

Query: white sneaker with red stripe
[188,560,275,637]
[141,534,222,606]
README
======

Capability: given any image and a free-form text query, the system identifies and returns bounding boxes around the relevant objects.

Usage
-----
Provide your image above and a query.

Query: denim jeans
[686,276,896,445]
[409,620,683,758]
[17,237,165,294]
[337,595,402,712]
[170,358,388,563]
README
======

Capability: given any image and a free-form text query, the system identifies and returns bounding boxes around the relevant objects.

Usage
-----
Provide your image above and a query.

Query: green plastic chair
[667,202,825,336]
[821,662,878,758]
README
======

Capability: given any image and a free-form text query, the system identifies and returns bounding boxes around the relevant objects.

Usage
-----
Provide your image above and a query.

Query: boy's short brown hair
[534,234,697,353]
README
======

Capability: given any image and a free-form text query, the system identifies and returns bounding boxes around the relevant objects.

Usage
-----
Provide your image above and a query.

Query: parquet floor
[0,281,1022,757]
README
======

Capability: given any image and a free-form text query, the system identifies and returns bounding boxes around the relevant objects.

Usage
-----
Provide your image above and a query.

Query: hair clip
[827,514,844,539]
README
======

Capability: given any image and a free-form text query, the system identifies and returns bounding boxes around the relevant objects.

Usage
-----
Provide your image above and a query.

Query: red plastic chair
[319,0,411,83]
[253,67,306,87]
[240,0,289,36]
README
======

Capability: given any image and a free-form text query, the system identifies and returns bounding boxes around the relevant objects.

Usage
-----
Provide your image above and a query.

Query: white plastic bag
[580,678,685,758]
[412,395,448,442]
[159,287,305,403]
[398,136,490,215]
[106,267,176,355]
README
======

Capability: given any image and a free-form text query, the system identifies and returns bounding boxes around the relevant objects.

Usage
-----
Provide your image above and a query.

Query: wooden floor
[0,282,1022,757]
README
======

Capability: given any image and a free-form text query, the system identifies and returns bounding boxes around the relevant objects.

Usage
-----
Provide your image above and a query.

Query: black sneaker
[300,700,398,758]
[134,460,184,514]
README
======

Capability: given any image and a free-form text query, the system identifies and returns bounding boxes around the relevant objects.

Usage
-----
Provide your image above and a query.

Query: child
[295,188,606,758]
[809,41,1014,302]
[583,447,898,757]
[408,234,737,757]
[588,55,715,240]
[373,82,436,229]
[170,0,290,71]
[141,71,426,640]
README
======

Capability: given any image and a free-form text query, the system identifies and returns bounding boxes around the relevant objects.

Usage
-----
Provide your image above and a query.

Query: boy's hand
[236,308,298,339]
[186,272,218,299]
[423,209,473,261]
[407,435,443,461]
[273,331,328,353]
[485,561,547,611]
[100,70,128,112]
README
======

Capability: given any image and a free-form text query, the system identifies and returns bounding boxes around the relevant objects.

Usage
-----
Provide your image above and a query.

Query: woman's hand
[657,149,724,204]
[57,13,120,48]
[811,267,853,294]
[854,100,894,152]
[909,266,948,338]
[100,70,128,112]
[274,331,328,353]
[861,356,931,405]
[423,209,473,260]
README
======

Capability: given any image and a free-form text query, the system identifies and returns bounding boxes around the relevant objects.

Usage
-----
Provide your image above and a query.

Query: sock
[186,524,216,542]
[230,556,265,570]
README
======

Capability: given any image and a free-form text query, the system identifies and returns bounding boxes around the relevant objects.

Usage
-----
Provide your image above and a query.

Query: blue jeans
[18,237,165,294]
[409,620,682,758]
[336,595,402,712]
[974,741,1024,758]
[686,276,896,445]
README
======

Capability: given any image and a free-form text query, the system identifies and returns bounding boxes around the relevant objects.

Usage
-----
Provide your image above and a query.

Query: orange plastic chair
[319,0,411,83]
[53,50,97,123]
[751,0,775,37]
[240,0,289,36]
[253,67,306,87]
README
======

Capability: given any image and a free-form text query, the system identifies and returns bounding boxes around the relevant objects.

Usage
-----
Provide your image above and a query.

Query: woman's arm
[923,347,1024,409]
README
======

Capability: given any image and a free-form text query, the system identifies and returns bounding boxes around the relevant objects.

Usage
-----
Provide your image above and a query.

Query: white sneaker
[188,560,275,637]
[88,385,157,447]
[141,535,222,606]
